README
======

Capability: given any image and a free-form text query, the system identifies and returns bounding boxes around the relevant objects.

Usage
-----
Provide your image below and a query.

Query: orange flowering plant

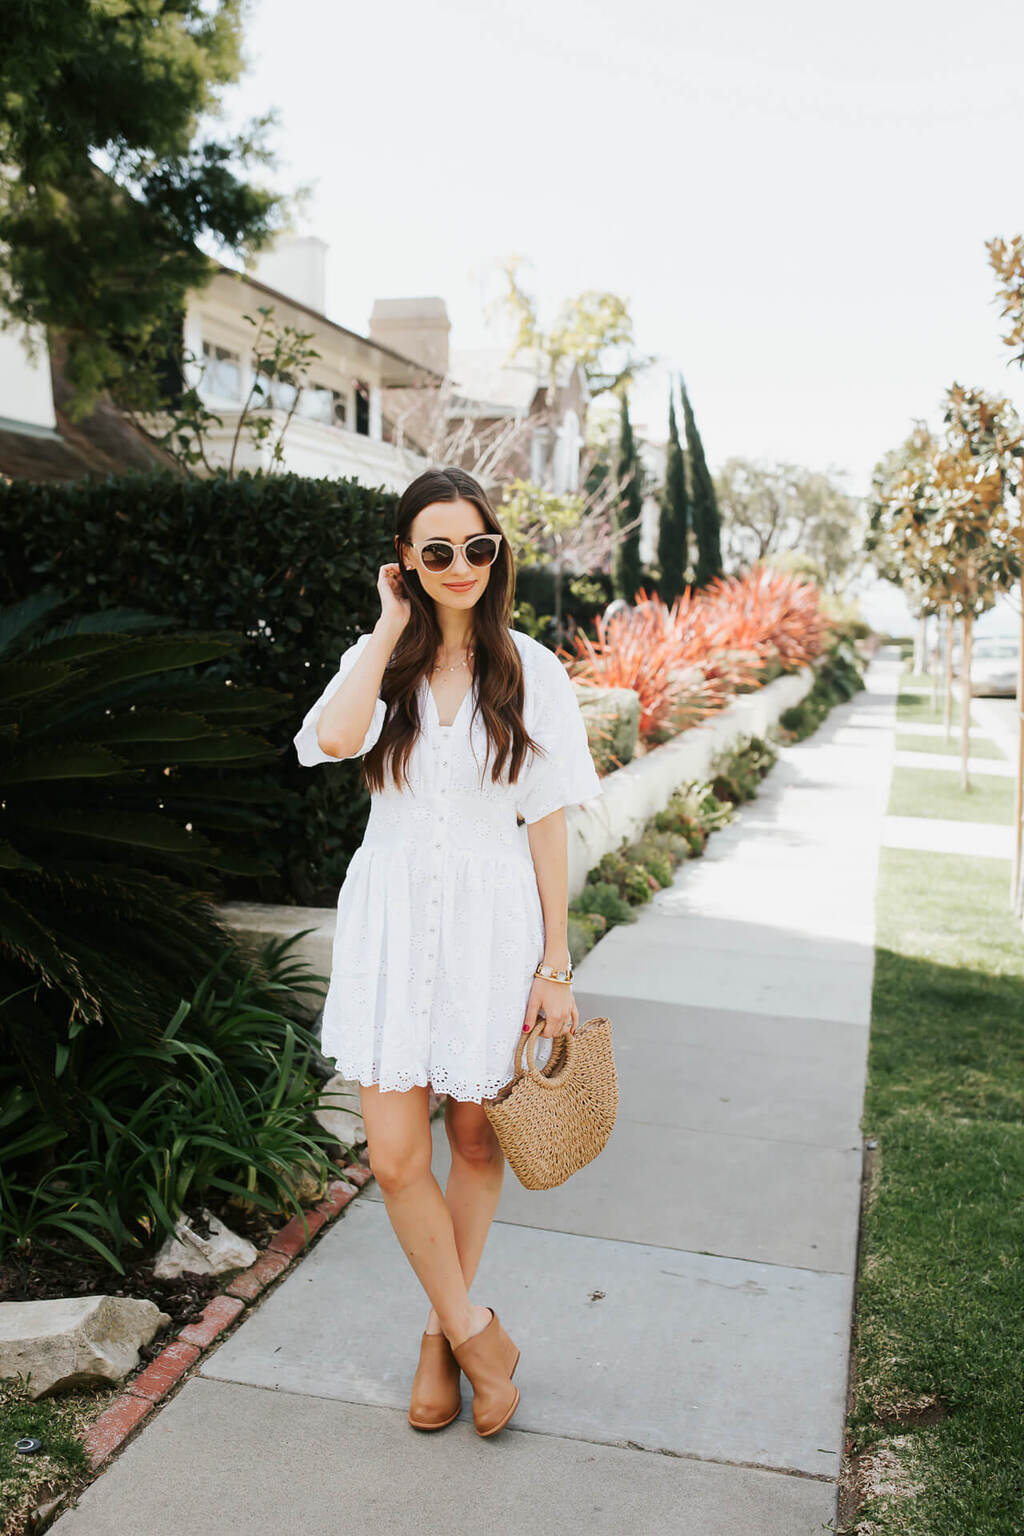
[558,569,833,743]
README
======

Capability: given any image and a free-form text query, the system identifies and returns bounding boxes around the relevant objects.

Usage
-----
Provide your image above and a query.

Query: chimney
[369,298,450,376]
[249,235,328,314]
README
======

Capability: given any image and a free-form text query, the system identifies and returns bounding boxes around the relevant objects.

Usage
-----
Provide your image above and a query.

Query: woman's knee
[361,1087,434,1197]
[446,1102,502,1168]
[366,1132,432,1196]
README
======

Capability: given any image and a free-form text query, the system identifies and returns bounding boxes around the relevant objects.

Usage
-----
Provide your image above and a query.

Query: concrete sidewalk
[53,656,899,1536]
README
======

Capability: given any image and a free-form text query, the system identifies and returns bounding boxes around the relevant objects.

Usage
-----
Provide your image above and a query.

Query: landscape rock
[152,1206,259,1280]
[315,1073,367,1147]
[0,1294,171,1399]
[576,685,641,772]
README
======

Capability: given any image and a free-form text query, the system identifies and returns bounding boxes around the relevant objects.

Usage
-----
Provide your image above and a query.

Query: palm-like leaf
[0,589,296,1125]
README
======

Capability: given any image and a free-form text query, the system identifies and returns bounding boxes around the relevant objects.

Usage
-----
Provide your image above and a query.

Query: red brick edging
[82,1160,375,1471]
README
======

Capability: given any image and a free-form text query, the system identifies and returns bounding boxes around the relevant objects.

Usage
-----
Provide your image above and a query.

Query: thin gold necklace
[433,645,475,674]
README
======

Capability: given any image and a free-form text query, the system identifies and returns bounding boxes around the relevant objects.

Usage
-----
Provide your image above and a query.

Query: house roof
[446,344,586,419]
[215,266,446,390]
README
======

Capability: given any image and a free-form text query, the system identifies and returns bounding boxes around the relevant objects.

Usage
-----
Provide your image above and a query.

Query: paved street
[53,657,900,1535]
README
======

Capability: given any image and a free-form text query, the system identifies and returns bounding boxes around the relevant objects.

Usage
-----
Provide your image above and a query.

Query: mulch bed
[1,1184,303,1339]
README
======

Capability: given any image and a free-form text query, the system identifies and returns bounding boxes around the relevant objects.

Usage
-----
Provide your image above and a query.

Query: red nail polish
[522,1022,530,1032]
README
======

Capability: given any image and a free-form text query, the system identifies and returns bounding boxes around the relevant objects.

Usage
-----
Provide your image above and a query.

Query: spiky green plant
[0,934,352,1274]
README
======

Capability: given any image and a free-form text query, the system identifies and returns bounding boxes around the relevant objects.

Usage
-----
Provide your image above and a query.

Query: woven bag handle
[513,1016,576,1088]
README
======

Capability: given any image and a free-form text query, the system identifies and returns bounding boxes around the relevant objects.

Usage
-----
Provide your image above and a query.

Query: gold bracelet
[534,961,573,984]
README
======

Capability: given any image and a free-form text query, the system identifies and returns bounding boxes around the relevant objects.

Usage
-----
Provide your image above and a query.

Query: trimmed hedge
[513,564,614,644]
[0,470,399,904]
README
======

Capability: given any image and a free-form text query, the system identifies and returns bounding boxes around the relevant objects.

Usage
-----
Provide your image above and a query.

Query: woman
[293,466,602,1438]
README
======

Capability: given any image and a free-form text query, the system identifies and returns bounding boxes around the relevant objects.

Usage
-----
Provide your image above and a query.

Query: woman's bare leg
[359,1082,490,1348]
[424,1096,505,1335]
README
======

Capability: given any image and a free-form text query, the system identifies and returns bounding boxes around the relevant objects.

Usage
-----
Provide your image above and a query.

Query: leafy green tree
[715,458,864,591]
[679,375,723,586]
[0,0,290,415]
[657,386,690,604]
[867,424,947,696]
[872,387,1024,789]
[613,392,644,601]
[489,256,655,398]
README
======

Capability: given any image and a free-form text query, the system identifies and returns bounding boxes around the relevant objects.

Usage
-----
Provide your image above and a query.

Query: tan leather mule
[408,1330,463,1430]
[452,1308,520,1436]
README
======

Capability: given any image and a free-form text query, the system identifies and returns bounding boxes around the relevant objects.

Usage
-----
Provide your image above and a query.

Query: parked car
[958,637,1020,697]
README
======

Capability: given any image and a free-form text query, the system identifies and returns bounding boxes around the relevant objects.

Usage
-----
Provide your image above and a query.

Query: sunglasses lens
[466,537,498,567]
[421,542,455,572]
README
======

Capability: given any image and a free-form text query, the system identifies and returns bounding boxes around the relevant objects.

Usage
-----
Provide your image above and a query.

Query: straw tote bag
[484,1014,618,1190]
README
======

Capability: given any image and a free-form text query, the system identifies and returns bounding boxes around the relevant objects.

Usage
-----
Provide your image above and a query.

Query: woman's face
[398,498,494,612]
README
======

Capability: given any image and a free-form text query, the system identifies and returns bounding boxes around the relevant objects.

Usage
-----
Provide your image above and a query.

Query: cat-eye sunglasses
[401,533,504,574]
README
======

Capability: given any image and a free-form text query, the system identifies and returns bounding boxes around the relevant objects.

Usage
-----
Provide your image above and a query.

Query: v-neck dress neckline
[425,671,474,731]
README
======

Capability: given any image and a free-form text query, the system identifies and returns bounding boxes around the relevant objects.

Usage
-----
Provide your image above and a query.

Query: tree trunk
[913,614,928,676]
[959,610,974,792]
[943,608,955,743]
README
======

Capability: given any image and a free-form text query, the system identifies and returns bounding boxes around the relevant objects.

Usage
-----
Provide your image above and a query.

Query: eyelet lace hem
[333,1061,524,1104]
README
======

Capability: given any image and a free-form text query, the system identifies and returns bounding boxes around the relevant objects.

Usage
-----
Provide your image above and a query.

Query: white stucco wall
[0,321,56,431]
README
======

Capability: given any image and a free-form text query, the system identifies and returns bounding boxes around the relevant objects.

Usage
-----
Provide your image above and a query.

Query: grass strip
[886,767,1014,825]
[845,691,1024,1533]
[896,690,967,728]
[894,733,1004,761]
[0,1376,91,1532]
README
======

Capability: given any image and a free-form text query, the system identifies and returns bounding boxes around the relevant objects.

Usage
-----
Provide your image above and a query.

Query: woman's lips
[444,580,475,590]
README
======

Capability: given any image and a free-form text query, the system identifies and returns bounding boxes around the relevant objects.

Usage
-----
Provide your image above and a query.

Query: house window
[298,386,347,428]
[355,380,370,436]
[530,424,553,484]
[252,370,299,413]
[199,341,242,403]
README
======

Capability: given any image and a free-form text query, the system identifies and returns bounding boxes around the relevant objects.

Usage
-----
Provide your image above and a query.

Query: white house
[0,234,589,498]
[186,236,442,492]
[369,299,591,496]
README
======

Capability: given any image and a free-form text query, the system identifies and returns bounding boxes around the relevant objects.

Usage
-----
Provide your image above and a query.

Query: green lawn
[894,732,1004,761]
[887,766,1014,824]
[846,683,1024,1534]
[896,688,966,728]
[0,1376,92,1529]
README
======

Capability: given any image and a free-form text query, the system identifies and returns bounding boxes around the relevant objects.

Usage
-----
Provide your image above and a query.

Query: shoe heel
[477,1383,519,1437]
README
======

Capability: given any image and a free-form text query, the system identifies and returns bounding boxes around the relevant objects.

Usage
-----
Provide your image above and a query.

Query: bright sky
[220,0,1024,504]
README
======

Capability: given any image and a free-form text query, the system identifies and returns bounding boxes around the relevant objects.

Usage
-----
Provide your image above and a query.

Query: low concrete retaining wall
[218,665,814,973]
[562,665,814,895]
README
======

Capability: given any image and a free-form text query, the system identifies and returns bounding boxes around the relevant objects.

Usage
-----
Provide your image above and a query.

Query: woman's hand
[377,561,412,633]
[522,976,579,1040]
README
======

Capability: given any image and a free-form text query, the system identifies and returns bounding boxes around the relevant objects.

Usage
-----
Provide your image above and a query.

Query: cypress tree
[613,390,644,602]
[657,383,689,603]
[680,374,723,586]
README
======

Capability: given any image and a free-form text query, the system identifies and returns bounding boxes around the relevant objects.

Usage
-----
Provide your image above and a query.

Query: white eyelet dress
[292,627,604,1102]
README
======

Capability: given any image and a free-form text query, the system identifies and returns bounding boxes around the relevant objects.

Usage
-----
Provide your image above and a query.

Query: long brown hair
[361,466,544,795]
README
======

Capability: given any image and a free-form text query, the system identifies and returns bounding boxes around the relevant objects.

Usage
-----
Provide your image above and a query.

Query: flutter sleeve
[515,644,604,825]
[293,633,388,766]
